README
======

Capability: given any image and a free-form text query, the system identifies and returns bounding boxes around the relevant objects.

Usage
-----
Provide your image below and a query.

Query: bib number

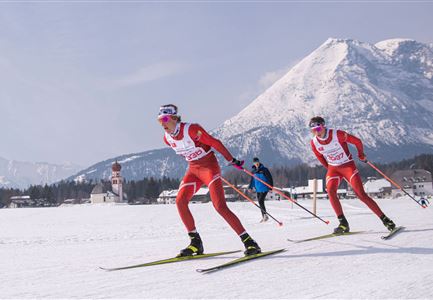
[327,152,344,162]
[184,149,204,161]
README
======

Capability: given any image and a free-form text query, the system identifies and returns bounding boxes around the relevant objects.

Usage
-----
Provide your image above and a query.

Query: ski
[381,226,405,240]
[100,250,241,271]
[287,231,365,243]
[196,249,286,274]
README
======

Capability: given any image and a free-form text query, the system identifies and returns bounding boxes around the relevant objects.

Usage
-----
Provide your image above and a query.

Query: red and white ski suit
[164,122,246,235]
[310,129,384,217]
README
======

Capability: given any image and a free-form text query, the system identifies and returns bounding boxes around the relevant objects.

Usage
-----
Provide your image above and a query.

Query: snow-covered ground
[1,197,432,298]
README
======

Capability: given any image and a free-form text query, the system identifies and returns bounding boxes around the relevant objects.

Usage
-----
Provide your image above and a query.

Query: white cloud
[258,68,288,89]
[258,60,301,90]
[113,61,189,88]
[237,59,301,108]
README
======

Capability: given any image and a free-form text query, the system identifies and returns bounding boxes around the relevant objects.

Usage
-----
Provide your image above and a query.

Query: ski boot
[240,233,261,256]
[333,215,350,234]
[260,214,269,223]
[381,215,396,231]
[177,232,204,257]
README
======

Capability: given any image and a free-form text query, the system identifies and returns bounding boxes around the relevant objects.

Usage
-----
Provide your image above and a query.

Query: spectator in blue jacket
[248,157,273,222]
[419,197,430,207]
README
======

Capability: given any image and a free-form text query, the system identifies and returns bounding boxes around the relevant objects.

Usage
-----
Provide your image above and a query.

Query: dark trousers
[257,192,268,217]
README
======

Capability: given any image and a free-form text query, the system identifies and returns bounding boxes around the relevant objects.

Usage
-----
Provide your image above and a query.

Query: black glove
[358,153,368,163]
[231,158,244,170]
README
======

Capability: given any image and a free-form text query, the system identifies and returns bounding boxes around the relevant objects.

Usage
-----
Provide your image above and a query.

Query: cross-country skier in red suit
[158,104,261,256]
[309,116,397,234]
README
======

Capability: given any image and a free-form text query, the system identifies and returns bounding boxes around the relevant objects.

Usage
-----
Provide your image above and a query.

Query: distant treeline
[1,154,432,207]
[224,153,433,188]
[0,177,179,208]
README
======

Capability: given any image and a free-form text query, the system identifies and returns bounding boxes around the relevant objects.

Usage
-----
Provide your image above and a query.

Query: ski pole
[367,161,426,208]
[220,176,284,227]
[233,165,329,224]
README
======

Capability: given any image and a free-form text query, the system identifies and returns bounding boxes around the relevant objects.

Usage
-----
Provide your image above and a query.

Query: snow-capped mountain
[215,38,433,164]
[71,149,186,183]
[71,38,433,182]
[0,157,82,189]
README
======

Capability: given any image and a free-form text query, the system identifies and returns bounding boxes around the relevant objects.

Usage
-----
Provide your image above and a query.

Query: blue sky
[0,1,432,166]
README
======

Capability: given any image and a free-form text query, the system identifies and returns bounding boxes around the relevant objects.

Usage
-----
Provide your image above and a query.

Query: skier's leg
[347,170,396,230]
[258,192,268,221]
[347,170,384,217]
[326,172,344,217]
[176,171,203,232]
[257,192,266,217]
[200,164,261,255]
[326,169,349,233]
[207,174,246,235]
[176,171,205,256]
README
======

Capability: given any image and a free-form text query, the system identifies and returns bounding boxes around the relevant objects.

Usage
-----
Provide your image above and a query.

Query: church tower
[111,161,123,202]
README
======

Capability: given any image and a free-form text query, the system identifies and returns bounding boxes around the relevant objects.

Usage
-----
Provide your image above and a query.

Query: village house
[390,169,433,197]
[363,177,392,198]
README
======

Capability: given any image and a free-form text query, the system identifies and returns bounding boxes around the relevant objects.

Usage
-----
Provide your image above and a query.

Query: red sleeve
[163,135,169,146]
[310,140,328,168]
[189,124,234,162]
[337,130,364,156]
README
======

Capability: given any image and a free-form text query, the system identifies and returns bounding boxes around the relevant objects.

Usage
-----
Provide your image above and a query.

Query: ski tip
[325,220,330,224]
[278,222,284,227]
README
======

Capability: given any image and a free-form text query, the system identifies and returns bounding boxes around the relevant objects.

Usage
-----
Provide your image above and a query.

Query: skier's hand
[231,158,244,170]
[358,153,368,163]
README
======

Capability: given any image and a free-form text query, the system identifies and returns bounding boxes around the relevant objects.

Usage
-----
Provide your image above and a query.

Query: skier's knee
[358,194,372,204]
[327,188,338,198]
[176,197,189,208]
[213,201,228,214]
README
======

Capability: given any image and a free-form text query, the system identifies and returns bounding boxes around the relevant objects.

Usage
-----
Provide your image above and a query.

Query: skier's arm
[311,140,328,168]
[189,124,234,161]
[339,131,366,160]
[248,176,255,189]
[264,168,274,187]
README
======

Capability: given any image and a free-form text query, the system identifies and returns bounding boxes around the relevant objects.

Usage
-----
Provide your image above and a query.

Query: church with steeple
[90,161,127,204]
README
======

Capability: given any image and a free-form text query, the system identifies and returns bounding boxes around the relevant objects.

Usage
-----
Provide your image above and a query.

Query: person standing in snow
[309,116,397,234]
[419,197,429,207]
[248,157,273,222]
[158,104,261,256]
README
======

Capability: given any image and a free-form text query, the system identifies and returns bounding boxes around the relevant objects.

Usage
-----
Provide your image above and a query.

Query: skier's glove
[231,158,244,170]
[358,153,368,163]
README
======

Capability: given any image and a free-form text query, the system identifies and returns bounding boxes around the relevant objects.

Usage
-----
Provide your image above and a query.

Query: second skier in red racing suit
[309,116,397,233]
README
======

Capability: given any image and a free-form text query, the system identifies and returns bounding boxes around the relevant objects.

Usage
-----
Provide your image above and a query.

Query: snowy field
[1,197,432,299]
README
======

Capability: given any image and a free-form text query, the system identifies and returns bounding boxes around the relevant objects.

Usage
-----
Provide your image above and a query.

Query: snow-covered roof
[292,186,311,194]
[364,178,392,193]
[91,183,108,194]
[278,180,324,194]
[10,195,31,200]
[158,189,178,198]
